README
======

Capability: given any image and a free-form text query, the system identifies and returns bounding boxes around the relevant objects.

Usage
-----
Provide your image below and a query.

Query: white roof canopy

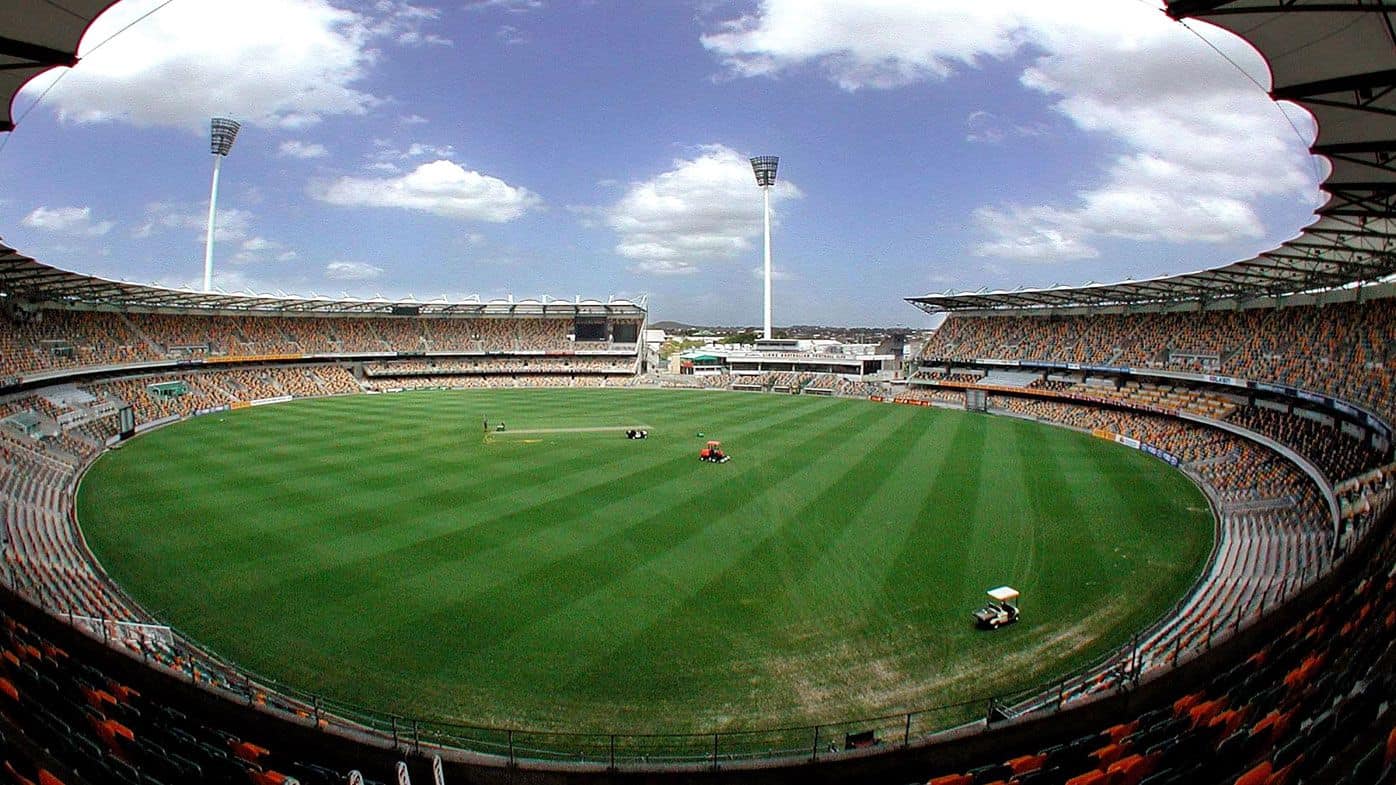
[987,586,1020,603]
[0,241,646,317]
[0,1,120,132]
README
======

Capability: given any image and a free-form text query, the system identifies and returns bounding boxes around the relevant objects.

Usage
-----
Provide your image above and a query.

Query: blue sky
[0,0,1323,326]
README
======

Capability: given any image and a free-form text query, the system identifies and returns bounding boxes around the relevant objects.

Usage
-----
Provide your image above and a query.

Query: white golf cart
[973,586,1020,630]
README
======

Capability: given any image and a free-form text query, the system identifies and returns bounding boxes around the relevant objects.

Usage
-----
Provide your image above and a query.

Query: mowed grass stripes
[75,389,1212,733]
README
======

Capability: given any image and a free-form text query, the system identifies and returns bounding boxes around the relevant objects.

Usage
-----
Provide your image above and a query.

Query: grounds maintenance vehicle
[699,440,730,463]
[974,586,1020,629]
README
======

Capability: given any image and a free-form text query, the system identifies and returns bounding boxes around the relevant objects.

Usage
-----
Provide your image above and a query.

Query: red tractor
[699,440,730,463]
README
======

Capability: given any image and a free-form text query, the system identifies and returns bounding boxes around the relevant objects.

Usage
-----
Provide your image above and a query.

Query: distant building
[674,338,897,380]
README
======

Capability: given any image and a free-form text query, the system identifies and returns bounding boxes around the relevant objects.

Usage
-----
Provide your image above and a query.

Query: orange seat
[927,775,971,785]
[1188,698,1226,728]
[1265,760,1297,785]
[1106,753,1141,773]
[1234,761,1272,785]
[1092,742,1126,765]
[1105,721,1138,742]
[1106,753,1155,785]
[1172,692,1203,715]
[0,676,18,702]
[89,716,135,757]
[1007,753,1046,775]
[1209,708,1248,737]
[82,688,117,710]
[230,740,270,762]
[1064,770,1108,785]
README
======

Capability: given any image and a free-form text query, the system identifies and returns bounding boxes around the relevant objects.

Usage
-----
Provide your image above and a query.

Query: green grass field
[76,389,1212,736]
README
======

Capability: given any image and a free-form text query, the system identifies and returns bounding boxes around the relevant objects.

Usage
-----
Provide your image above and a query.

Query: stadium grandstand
[0,1,1394,785]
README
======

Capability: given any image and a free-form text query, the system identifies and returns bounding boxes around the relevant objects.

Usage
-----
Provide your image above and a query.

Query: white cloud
[405,142,456,159]
[750,266,795,281]
[133,201,253,243]
[24,0,400,131]
[231,236,297,265]
[702,0,1317,263]
[464,0,543,12]
[278,140,330,159]
[964,110,1047,145]
[400,113,429,125]
[972,206,1100,262]
[497,25,528,45]
[632,259,700,276]
[325,261,384,280]
[21,206,114,236]
[702,1,1032,90]
[365,140,457,170]
[366,1,452,47]
[964,110,1005,144]
[604,144,801,276]
[313,159,542,221]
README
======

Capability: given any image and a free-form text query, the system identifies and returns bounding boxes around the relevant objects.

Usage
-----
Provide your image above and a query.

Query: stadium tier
[914,299,1396,424]
[0,302,644,388]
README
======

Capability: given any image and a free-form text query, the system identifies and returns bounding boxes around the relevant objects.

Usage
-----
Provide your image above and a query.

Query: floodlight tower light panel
[210,117,241,156]
[751,156,779,187]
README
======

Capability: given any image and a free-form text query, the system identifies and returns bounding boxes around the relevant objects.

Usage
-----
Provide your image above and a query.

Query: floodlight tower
[202,117,241,293]
[750,155,778,340]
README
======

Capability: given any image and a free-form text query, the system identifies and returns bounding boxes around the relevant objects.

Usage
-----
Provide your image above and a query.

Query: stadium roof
[1,1,120,132]
[910,0,1396,314]
[0,241,646,316]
